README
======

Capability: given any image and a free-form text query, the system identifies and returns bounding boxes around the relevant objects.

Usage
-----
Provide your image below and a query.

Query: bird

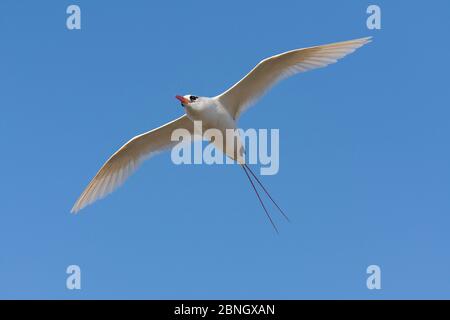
[71,37,372,232]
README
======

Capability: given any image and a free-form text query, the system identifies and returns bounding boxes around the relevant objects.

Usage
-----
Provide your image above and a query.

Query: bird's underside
[71,37,372,215]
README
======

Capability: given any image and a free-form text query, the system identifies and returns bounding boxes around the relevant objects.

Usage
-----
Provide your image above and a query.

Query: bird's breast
[186,102,234,131]
[185,102,244,163]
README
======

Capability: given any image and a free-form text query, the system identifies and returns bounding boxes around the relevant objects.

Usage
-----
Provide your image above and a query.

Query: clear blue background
[1,0,449,299]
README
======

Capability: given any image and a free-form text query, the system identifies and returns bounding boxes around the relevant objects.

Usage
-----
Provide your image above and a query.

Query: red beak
[175,95,190,105]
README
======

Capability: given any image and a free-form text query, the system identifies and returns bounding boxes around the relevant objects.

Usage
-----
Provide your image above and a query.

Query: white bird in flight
[72,37,372,232]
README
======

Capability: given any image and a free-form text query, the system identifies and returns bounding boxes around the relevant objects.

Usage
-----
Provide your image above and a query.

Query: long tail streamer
[241,164,289,233]
[244,164,290,222]
[241,165,279,233]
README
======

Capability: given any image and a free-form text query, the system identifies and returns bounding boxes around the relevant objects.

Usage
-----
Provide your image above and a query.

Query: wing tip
[334,36,372,52]
[70,202,82,214]
[362,36,373,43]
[354,36,373,45]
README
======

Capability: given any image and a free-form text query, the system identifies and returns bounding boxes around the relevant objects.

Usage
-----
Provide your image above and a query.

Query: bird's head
[175,94,200,108]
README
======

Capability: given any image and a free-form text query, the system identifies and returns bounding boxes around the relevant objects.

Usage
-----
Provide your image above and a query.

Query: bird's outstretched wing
[71,114,193,213]
[216,37,372,119]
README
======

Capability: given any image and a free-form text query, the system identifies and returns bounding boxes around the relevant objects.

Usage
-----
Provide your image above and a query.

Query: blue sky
[1,0,450,299]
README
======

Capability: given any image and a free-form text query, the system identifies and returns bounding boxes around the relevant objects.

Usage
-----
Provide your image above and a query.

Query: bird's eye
[190,96,198,102]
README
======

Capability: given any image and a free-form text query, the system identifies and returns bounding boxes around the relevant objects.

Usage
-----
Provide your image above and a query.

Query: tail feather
[241,165,279,234]
[244,164,290,222]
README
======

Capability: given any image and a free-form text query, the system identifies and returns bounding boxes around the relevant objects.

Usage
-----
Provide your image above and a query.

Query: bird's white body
[71,37,372,216]
[184,97,245,163]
